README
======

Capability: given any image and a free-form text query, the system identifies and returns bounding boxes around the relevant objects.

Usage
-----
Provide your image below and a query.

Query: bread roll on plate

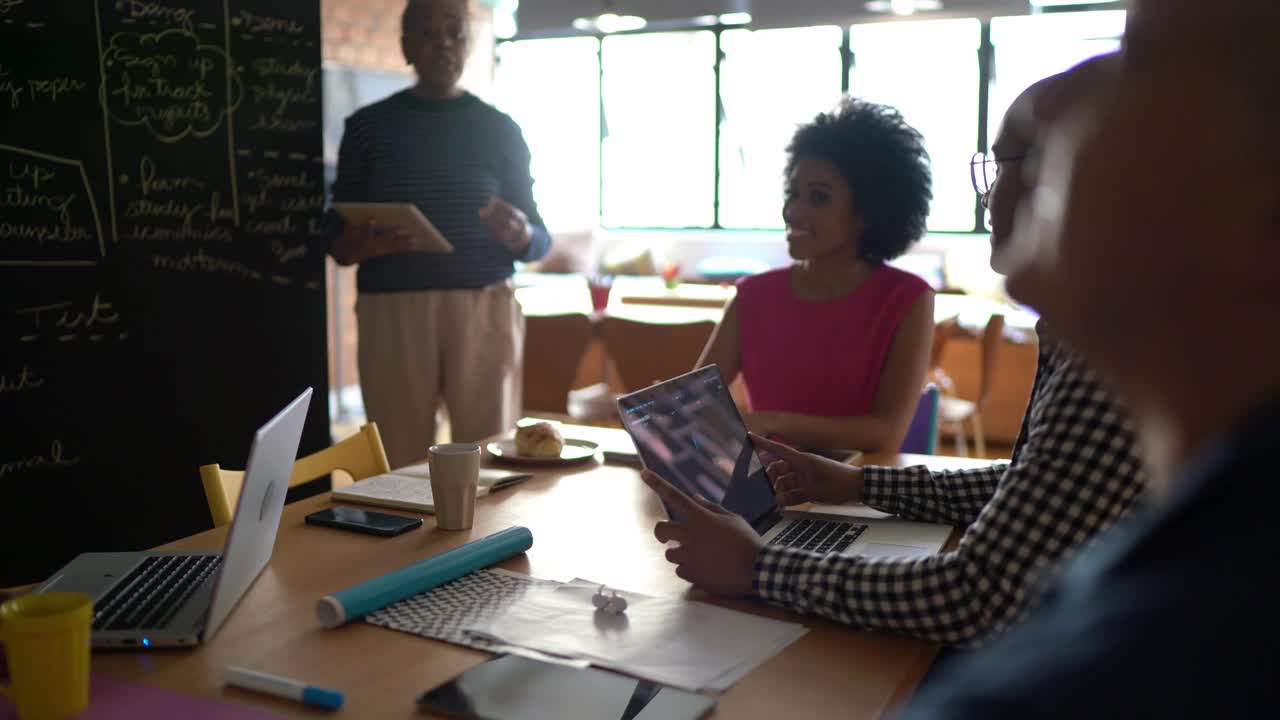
[515,422,564,458]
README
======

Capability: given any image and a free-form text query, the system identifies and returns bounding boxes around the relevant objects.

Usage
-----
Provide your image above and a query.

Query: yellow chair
[199,422,391,528]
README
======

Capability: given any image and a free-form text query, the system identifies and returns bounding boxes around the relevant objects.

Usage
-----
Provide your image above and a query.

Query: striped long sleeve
[322,90,549,292]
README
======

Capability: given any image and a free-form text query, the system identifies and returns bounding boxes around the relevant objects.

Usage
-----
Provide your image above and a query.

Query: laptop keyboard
[92,555,222,631]
[770,518,868,554]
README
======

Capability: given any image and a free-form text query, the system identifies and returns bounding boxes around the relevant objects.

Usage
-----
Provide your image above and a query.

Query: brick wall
[321,0,495,96]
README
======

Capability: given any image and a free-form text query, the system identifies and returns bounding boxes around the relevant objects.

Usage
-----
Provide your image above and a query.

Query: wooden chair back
[522,313,595,414]
[977,314,1006,410]
[600,317,717,392]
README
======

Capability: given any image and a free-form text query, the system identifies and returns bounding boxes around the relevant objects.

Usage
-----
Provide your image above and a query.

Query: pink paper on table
[0,672,284,720]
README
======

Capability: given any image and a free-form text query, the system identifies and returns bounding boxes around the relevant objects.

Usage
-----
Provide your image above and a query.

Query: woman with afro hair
[698,98,935,453]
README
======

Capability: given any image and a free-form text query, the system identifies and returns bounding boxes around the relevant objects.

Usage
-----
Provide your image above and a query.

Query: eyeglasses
[970,152,1027,196]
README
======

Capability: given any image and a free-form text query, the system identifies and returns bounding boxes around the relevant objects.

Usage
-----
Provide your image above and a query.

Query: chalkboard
[0,0,330,585]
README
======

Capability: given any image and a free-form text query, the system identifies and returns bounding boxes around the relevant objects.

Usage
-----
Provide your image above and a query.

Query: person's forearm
[862,464,1007,526]
[330,232,364,266]
[519,223,551,263]
[331,229,415,266]
[331,231,385,266]
[753,543,1014,647]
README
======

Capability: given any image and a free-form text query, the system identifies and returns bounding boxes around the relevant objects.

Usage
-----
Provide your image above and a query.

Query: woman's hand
[642,470,763,597]
[751,433,865,507]
[479,197,532,256]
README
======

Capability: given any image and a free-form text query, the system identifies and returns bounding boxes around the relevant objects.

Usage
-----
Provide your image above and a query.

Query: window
[717,26,844,230]
[491,11,1124,235]
[601,32,716,228]
[989,11,1126,144]
[494,37,601,231]
[850,19,982,232]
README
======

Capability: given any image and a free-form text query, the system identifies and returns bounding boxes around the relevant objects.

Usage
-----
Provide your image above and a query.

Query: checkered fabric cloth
[753,325,1147,647]
[366,569,551,650]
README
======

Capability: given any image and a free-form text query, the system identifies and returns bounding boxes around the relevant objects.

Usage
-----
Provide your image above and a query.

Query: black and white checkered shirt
[752,325,1147,647]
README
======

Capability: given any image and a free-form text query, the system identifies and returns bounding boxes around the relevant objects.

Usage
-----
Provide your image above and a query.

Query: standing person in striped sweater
[324,0,550,467]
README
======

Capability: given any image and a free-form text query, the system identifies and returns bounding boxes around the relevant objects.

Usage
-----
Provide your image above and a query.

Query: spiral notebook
[332,464,532,513]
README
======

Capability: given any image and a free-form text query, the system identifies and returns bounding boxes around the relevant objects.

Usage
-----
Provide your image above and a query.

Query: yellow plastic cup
[0,592,92,720]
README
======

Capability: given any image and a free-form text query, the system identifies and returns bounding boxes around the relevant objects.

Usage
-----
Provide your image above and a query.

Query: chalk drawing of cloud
[101,29,243,142]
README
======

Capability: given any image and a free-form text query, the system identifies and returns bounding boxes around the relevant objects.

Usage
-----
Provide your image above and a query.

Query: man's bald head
[402,0,470,36]
[985,54,1113,274]
[999,0,1280,431]
[1125,0,1280,157]
[400,0,471,98]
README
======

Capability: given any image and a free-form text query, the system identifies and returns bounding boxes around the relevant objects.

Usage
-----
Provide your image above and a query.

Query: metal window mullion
[841,26,853,95]
[975,20,994,233]
[597,36,604,226]
[712,28,724,229]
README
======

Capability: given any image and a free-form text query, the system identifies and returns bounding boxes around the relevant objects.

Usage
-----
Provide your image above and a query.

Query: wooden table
[92,436,993,718]
[515,273,729,324]
[514,272,1037,330]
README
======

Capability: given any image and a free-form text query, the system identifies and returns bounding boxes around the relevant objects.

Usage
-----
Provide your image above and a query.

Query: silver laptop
[617,367,950,559]
[36,388,312,649]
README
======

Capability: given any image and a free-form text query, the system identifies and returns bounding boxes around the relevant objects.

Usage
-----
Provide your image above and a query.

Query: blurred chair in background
[928,315,961,396]
[568,317,717,425]
[938,314,1006,456]
[522,313,595,416]
[901,383,942,455]
[600,317,717,392]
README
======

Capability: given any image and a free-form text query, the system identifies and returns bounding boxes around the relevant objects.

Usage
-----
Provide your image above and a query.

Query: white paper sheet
[331,464,530,513]
[465,579,808,693]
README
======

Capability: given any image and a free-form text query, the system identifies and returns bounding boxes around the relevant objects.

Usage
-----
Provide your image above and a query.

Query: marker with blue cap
[224,666,344,710]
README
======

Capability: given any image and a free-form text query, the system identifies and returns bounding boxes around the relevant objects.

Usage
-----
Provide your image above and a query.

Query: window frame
[495,8,1123,235]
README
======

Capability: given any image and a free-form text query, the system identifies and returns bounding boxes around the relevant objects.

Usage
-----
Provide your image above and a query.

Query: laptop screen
[203,387,311,639]
[617,366,777,526]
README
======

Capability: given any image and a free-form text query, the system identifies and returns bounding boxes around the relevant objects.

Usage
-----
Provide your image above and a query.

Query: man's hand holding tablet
[332,202,454,265]
[641,468,762,597]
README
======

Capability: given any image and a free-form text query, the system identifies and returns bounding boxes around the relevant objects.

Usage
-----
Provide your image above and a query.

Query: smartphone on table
[304,507,422,537]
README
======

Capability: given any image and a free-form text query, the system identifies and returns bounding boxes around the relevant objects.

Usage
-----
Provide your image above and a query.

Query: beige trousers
[356,282,524,468]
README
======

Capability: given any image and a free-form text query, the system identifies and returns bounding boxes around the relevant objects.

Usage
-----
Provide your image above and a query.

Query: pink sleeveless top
[736,265,931,417]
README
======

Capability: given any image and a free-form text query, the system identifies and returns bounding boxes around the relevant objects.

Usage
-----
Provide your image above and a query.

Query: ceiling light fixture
[864,0,943,15]
[688,12,752,27]
[1030,0,1119,6]
[572,1,647,34]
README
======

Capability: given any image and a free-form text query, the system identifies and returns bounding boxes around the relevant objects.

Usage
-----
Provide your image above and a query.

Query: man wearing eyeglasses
[642,58,1148,649]
[900,1,1280,715]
